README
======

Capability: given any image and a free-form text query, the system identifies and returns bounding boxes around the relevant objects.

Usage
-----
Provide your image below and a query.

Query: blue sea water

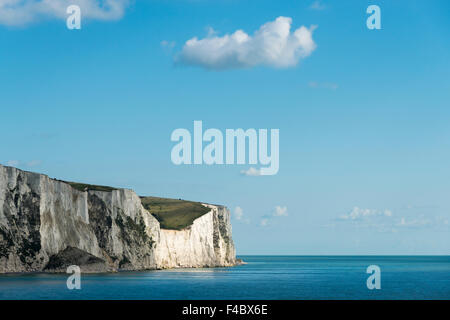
[0,256,449,300]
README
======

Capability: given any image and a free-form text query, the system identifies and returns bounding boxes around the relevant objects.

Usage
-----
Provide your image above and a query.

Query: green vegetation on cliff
[140,196,210,230]
[64,181,117,192]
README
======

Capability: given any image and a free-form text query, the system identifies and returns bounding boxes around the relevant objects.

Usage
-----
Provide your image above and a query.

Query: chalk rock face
[155,204,236,268]
[0,164,236,273]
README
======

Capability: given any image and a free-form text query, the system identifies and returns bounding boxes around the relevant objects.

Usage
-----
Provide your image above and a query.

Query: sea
[0,256,449,300]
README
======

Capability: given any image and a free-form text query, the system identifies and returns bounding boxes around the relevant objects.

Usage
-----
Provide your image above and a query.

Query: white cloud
[335,206,450,232]
[336,206,395,232]
[234,206,244,220]
[177,16,317,70]
[259,205,288,226]
[338,206,392,220]
[240,167,261,176]
[0,0,129,26]
[397,216,435,229]
[273,205,288,217]
[309,1,327,11]
[234,206,251,223]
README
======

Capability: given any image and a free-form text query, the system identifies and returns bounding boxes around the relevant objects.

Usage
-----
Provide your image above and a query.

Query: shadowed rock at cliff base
[44,246,112,273]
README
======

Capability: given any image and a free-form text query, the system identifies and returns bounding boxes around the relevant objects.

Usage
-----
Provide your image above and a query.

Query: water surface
[1,256,449,299]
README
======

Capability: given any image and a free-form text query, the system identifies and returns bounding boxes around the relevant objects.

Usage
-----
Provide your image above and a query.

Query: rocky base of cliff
[43,246,112,273]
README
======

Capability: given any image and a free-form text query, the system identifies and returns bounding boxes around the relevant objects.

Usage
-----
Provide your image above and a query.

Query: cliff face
[155,204,236,268]
[0,164,236,273]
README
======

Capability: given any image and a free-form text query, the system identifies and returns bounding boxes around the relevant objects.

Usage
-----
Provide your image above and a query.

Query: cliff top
[63,181,118,192]
[140,196,210,230]
[0,163,211,231]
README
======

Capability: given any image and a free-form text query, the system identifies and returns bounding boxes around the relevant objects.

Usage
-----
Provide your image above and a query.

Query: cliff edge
[0,164,236,273]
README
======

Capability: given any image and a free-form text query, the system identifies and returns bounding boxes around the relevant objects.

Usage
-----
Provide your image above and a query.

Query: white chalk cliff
[0,164,236,273]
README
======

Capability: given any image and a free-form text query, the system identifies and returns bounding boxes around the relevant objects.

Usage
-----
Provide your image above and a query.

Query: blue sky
[1,0,449,254]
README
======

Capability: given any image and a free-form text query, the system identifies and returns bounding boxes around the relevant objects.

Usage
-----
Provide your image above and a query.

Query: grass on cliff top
[65,182,117,192]
[140,197,210,230]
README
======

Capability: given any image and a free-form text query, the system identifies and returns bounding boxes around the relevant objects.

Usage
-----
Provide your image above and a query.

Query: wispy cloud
[309,1,327,11]
[176,16,317,70]
[273,205,288,217]
[161,40,176,50]
[240,167,261,176]
[260,205,289,226]
[233,206,251,223]
[4,160,42,168]
[338,206,391,221]
[396,215,449,229]
[234,206,244,220]
[0,0,130,26]
[334,206,450,232]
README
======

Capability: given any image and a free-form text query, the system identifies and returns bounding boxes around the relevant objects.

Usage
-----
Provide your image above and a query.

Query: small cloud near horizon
[334,206,450,232]
[234,206,244,220]
[338,206,391,221]
[234,206,250,223]
[240,167,261,176]
[273,206,288,217]
[260,205,289,226]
